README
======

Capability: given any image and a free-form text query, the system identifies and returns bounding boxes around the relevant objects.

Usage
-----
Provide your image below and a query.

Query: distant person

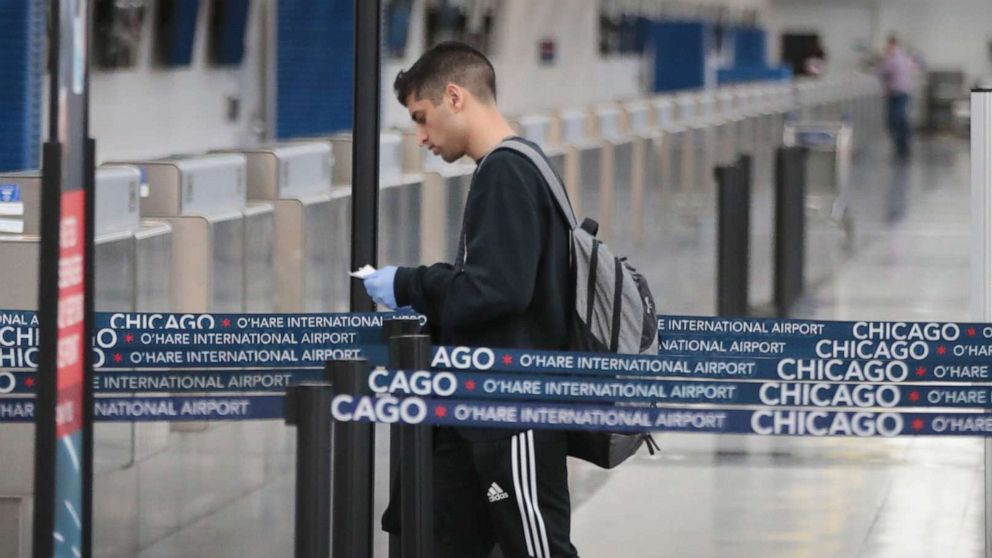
[803,41,827,77]
[878,34,916,160]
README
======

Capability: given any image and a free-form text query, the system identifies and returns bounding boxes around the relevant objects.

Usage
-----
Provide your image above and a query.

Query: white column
[970,88,992,558]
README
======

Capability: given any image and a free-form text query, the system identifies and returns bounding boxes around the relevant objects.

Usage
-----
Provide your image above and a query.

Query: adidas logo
[487,482,509,503]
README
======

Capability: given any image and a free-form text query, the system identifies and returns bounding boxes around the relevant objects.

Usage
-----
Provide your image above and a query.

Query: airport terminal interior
[2,0,992,556]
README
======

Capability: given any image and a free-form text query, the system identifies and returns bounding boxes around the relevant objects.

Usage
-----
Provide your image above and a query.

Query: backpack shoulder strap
[490,138,579,230]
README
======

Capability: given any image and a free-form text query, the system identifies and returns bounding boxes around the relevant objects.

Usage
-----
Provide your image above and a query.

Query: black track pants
[432,427,579,558]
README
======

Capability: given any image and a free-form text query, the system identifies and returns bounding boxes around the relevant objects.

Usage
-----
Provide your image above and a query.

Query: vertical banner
[33,0,93,556]
[970,88,992,558]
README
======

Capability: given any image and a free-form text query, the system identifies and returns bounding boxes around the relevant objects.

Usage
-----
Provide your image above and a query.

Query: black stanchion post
[382,320,425,558]
[349,0,380,311]
[347,0,379,550]
[737,153,752,314]
[326,359,374,558]
[390,334,433,558]
[285,383,334,558]
[34,0,96,554]
[715,157,749,316]
[774,146,807,316]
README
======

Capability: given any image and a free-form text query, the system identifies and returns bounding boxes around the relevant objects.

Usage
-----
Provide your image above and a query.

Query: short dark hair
[394,41,497,106]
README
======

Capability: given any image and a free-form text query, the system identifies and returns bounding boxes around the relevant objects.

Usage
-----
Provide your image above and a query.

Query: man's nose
[417,128,428,146]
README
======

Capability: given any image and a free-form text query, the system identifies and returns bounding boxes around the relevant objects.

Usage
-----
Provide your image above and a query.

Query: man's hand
[363,266,399,310]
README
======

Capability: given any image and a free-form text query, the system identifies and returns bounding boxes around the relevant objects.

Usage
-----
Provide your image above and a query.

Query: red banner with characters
[55,189,85,438]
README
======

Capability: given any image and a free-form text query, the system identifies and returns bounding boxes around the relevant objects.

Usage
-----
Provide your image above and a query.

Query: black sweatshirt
[394,139,572,438]
[395,139,571,350]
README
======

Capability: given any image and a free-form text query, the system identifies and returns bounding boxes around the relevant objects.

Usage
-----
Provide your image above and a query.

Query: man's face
[406,90,467,163]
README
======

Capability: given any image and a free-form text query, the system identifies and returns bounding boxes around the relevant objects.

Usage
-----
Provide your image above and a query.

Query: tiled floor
[572,136,984,557]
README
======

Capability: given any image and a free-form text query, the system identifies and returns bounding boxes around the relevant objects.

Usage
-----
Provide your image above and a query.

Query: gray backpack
[494,138,660,469]
[496,138,658,356]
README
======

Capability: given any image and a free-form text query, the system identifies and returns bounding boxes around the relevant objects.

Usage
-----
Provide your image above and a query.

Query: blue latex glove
[363,266,399,310]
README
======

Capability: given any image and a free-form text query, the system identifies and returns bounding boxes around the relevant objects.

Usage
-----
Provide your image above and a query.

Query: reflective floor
[573,136,984,558]
[133,135,982,557]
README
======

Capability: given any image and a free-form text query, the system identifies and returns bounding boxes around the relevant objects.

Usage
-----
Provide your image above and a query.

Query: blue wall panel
[650,21,708,92]
[734,28,767,67]
[0,0,43,172]
[156,0,201,66]
[717,66,792,85]
[277,0,355,138]
[212,0,251,65]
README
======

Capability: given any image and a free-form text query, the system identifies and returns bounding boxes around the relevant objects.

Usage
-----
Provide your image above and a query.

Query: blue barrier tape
[0,310,422,332]
[2,367,988,409]
[4,312,992,373]
[656,335,992,363]
[2,311,988,348]
[438,372,992,409]
[0,395,285,422]
[0,345,990,387]
[659,314,984,341]
[451,347,989,383]
[0,345,391,370]
[2,391,992,437]
[93,345,383,369]
[92,369,324,392]
[330,396,992,438]
[1,369,322,394]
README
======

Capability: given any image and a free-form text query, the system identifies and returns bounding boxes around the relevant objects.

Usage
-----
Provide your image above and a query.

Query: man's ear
[446,83,465,112]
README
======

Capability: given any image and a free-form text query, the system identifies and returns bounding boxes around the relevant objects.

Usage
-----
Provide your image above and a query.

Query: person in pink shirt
[878,34,917,159]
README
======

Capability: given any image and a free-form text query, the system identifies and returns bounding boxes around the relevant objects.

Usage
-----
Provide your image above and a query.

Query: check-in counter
[554,108,604,235]
[121,154,248,313]
[752,84,779,148]
[397,129,475,264]
[242,203,275,312]
[116,156,298,551]
[0,172,36,555]
[716,89,742,164]
[91,166,161,556]
[617,101,655,248]
[794,80,814,120]
[120,154,248,441]
[219,143,348,312]
[514,114,567,179]
[730,86,759,158]
[650,95,687,200]
[668,92,720,314]
[674,92,712,197]
[330,132,423,269]
[737,85,778,314]
[590,104,641,249]
[770,83,793,145]
[698,90,733,170]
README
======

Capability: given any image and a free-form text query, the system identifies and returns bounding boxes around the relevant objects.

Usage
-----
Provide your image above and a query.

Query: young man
[362,41,579,558]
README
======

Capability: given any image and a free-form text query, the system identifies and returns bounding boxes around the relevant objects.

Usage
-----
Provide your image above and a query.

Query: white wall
[768,0,992,84]
[384,0,773,129]
[382,0,616,128]
[907,0,992,80]
[491,0,602,117]
[90,0,265,162]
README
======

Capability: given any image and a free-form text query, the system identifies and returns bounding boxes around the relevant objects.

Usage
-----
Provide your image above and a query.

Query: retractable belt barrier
[2,311,992,437]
